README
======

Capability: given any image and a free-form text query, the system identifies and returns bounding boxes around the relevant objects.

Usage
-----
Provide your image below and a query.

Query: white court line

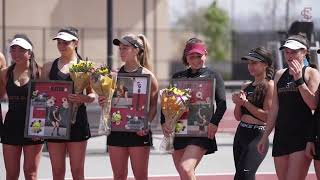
[39,171,317,180]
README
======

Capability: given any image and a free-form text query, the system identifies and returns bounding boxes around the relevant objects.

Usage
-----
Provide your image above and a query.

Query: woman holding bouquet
[41,27,95,180]
[257,34,320,180]
[232,47,274,180]
[161,38,227,180]
[98,34,159,180]
[0,34,43,180]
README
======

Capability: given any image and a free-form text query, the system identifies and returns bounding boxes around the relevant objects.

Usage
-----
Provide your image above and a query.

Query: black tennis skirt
[174,136,217,155]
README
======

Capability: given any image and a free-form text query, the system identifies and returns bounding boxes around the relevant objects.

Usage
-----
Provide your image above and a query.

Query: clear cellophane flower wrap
[159,87,191,153]
[90,65,117,135]
[69,59,94,124]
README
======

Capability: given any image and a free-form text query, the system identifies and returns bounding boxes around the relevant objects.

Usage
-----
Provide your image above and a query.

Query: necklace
[124,65,142,73]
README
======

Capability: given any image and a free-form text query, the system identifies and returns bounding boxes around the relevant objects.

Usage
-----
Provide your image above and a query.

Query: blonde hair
[125,34,152,71]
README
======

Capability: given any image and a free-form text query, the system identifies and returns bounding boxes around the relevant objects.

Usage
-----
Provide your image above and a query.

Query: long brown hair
[250,47,274,107]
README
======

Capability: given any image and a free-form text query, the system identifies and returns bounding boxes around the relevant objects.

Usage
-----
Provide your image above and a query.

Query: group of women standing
[0,28,93,180]
[233,33,320,180]
[0,27,226,180]
[1,27,320,180]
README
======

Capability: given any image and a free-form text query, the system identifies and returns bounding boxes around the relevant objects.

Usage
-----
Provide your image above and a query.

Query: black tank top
[6,72,28,110]
[240,82,263,120]
[2,65,43,145]
[276,66,312,136]
[49,58,73,81]
[48,58,90,141]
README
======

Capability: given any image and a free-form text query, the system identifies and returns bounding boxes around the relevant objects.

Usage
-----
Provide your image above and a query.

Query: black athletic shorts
[107,131,153,147]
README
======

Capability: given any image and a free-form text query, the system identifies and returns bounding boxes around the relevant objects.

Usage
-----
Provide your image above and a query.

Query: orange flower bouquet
[159,87,191,152]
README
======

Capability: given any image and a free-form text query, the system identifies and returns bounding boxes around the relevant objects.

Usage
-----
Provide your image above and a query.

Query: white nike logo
[243,169,250,172]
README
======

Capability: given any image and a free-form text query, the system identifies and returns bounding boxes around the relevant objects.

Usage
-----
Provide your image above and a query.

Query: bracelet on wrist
[294,77,305,87]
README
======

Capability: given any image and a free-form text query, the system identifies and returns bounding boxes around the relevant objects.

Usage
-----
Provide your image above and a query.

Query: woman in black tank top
[257,34,320,180]
[232,47,274,180]
[0,34,43,180]
[41,27,95,180]
[98,33,159,180]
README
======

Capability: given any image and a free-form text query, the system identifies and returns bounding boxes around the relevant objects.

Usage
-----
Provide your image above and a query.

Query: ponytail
[75,47,83,60]
[251,80,268,108]
[250,67,273,108]
[265,66,274,81]
[137,34,151,70]
[28,51,40,79]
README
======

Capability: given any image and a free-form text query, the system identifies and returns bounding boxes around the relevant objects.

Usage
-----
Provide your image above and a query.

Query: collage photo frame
[24,80,73,140]
[171,78,216,137]
[110,73,151,132]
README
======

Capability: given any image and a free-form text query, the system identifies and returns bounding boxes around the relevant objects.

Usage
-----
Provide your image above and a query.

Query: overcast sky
[169,0,320,31]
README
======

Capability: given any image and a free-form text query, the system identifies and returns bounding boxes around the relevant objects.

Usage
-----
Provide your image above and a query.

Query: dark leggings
[233,122,268,180]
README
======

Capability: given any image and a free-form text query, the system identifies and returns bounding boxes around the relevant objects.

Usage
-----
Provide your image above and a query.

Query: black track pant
[233,122,268,180]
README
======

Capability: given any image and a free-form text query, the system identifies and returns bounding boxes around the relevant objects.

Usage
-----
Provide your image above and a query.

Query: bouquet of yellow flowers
[159,86,191,152]
[90,65,117,135]
[69,59,94,124]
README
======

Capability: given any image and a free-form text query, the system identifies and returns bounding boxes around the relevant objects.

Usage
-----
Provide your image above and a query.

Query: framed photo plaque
[24,80,73,139]
[171,78,216,137]
[110,73,151,132]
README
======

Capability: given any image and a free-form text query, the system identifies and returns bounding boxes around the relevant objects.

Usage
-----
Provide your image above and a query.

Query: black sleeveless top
[107,65,153,147]
[1,65,43,145]
[240,82,263,120]
[47,58,91,142]
[275,67,312,137]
